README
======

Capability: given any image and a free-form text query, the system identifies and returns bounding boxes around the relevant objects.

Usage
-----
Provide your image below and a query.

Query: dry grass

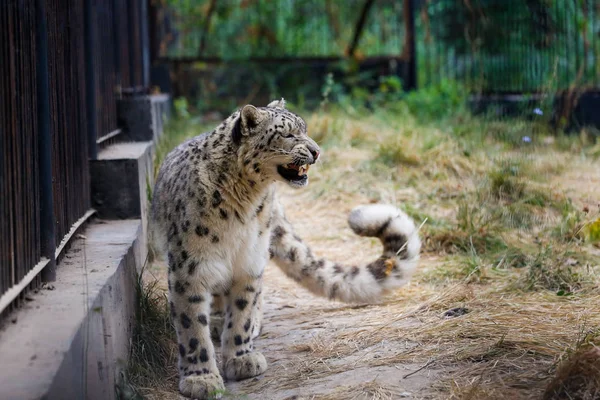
[276,284,600,399]
[132,106,600,399]
[543,346,600,400]
[311,380,402,400]
[127,272,179,399]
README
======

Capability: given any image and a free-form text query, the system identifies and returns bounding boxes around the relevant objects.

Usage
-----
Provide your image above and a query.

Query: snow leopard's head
[232,99,320,188]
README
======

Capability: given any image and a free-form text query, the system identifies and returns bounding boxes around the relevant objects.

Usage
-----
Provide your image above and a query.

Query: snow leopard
[150,99,421,399]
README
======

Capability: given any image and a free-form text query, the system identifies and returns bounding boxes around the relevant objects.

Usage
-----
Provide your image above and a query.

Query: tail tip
[348,204,404,237]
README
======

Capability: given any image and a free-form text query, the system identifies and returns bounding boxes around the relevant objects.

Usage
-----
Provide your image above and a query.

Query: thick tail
[269,203,421,303]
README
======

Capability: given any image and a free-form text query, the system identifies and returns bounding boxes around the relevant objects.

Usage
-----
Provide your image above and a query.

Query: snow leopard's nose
[308,146,320,162]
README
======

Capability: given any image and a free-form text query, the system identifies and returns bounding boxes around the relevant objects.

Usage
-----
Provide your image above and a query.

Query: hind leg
[250,289,263,339]
[221,277,267,380]
[210,293,225,341]
[212,288,262,342]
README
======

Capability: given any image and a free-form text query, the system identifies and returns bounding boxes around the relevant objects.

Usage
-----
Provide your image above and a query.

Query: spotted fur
[150,99,421,399]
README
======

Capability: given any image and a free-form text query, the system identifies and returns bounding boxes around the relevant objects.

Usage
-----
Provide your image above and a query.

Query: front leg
[168,254,225,398]
[221,277,267,380]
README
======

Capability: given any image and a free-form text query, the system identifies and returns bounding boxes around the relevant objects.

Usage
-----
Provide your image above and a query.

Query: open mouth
[277,162,310,183]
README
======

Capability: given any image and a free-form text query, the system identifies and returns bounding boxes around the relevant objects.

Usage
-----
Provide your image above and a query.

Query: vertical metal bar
[84,0,98,159]
[128,0,136,87]
[112,0,122,90]
[565,1,570,85]
[593,0,598,86]
[405,0,417,90]
[148,0,159,65]
[554,0,563,88]
[36,0,56,282]
[141,0,150,88]
[574,0,579,84]
[424,2,431,87]
[1,3,13,297]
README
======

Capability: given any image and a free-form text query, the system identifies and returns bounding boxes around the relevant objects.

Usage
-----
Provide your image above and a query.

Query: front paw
[179,372,225,399]
[223,352,267,381]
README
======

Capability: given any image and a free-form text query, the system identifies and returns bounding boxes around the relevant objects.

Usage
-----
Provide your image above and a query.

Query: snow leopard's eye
[281,132,295,138]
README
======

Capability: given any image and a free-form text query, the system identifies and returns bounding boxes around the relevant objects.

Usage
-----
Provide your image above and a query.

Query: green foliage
[174,97,191,119]
[321,72,468,122]
[163,0,599,99]
[401,80,468,120]
[162,0,403,59]
[585,218,600,244]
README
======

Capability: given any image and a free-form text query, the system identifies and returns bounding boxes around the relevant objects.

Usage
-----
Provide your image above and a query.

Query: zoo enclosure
[0,0,150,317]
[154,0,599,111]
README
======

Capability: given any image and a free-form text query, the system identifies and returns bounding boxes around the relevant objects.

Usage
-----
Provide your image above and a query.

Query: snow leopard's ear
[267,98,286,109]
[238,104,268,135]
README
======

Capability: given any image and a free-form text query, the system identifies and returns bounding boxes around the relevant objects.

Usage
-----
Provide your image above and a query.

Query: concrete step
[0,219,144,400]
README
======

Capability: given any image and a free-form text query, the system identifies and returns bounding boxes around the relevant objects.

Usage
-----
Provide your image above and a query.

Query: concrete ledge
[90,141,154,220]
[0,219,144,400]
[117,94,171,142]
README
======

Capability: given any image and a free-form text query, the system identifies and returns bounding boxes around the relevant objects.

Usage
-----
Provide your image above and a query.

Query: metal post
[128,0,137,88]
[141,0,150,89]
[112,0,122,92]
[84,0,98,159]
[405,0,417,90]
[36,0,57,281]
[148,0,159,65]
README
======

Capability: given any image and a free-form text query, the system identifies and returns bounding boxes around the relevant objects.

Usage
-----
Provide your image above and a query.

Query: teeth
[298,164,309,175]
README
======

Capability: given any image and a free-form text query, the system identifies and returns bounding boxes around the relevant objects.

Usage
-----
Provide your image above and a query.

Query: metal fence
[0,0,149,316]
[155,0,598,100]
[418,0,600,93]
[155,0,408,59]
[150,0,418,108]
[47,0,91,247]
[1,0,44,313]
[89,0,149,149]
